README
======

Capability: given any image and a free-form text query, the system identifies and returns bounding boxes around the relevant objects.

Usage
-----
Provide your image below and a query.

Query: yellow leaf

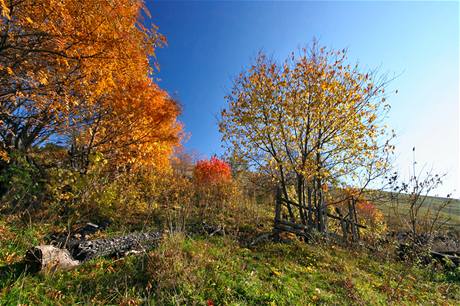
[6,67,13,75]
[6,252,16,264]
[271,268,281,276]
[0,0,10,19]
[25,17,33,24]
[40,76,48,85]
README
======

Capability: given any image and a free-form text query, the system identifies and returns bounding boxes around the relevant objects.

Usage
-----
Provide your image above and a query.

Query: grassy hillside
[370,191,460,231]
[1,216,459,305]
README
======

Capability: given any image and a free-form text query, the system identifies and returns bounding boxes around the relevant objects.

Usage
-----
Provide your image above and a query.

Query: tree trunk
[279,167,295,222]
[296,174,306,225]
[70,231,162,261]
[307,184,313,226]
[25,245,80,273]
[336,207,348,241]
[25,231,163,273]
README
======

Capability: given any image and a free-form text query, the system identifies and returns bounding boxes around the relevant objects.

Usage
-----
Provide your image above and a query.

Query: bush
[0,149,269,237]
[0,152,44,211]
[330,194,386,242]
[42,153,158,227]
[150,156,269,237]
[193,156,231,185]
[152,171,195,232]
[192,157,238,226]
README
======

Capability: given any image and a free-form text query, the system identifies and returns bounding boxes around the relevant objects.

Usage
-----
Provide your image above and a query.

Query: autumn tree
[70,79,182,172]
[219,42,393,232]
[0,0,181,172]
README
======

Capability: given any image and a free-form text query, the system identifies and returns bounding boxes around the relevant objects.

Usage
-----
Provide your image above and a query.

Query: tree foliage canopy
[220,42,394,229]
[0,0,181,171]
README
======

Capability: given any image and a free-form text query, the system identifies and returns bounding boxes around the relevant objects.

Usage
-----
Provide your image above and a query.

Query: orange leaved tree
[0,0,181,172]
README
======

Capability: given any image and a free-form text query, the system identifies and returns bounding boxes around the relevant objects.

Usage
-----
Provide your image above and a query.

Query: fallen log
[430,251,460,266]
[25,231,163,273]
[25,245,80,273]
[274,223,309,238]
[70,231,162,261]
[277,220,311,231]
[46,222,110,249]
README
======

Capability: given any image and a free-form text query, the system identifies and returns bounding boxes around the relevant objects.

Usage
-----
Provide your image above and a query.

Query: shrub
[0,152,44,211]
[192,157,235,224]
[193,156,231,185]
[330,194,386,241]
[355,199,386,239]
[152,172,195,232]
[43,153,158,227]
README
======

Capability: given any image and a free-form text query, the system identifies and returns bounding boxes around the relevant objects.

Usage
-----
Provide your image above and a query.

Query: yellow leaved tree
[219,41,394,232]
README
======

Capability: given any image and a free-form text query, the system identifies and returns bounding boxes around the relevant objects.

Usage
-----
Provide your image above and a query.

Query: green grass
[1,217,459,305]
[368,191,460,231]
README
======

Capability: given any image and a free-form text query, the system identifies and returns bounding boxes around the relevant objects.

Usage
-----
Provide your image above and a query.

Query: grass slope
[1,218,459,305]
[371,191,460,230]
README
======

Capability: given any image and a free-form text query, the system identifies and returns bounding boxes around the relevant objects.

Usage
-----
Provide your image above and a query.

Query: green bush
[0,152,44,210]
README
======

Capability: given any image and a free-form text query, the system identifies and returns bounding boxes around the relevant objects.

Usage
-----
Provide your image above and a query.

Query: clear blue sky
[147,1,459,197]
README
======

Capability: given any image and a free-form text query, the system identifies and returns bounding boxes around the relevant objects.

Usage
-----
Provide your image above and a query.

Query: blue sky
[147,1,459,197]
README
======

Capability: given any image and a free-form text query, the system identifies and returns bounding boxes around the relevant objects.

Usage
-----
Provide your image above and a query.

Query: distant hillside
[369,190,460,230]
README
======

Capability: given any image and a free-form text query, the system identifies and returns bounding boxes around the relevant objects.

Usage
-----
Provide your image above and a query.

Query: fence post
[352,198,360,240]
[348,198,358,242]
[336,207,348,241]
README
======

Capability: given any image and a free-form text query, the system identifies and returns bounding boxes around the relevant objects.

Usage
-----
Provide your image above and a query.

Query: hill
[1,216,459,305]
[370,191,460,231]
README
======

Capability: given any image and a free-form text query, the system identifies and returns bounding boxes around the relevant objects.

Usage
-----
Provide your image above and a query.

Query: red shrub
[193,156,232,185]
[357,200,379,220]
